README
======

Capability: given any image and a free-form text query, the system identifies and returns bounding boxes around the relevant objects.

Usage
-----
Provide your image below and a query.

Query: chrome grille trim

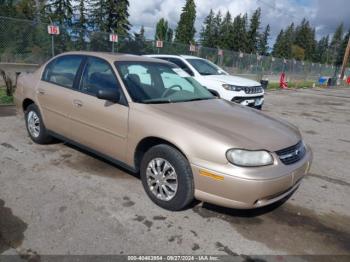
[243,86,263,94]
[276,141,306,165]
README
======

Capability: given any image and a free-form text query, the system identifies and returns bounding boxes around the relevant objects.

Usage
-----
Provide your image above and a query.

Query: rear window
[43,55,83,88]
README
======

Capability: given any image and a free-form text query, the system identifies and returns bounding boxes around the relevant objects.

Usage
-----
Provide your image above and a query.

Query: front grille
[276,141,306,165]
[231,95,263,103]
[243,86,263,94]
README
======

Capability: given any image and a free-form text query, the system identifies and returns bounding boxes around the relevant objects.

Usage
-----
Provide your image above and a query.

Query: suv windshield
[115,62,214,104]
[186,58,227,76]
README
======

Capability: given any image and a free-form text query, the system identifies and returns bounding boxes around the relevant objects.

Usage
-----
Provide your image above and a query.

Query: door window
[80,57,119,96]
[43,55,83,88]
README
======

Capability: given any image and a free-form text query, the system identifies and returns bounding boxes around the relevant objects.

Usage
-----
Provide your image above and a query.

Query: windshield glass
[115,62,214,104]
[186,58,227,76]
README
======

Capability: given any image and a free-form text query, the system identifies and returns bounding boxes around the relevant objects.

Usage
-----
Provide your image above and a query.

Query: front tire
[140,144,194,211]
[25,104,53,144]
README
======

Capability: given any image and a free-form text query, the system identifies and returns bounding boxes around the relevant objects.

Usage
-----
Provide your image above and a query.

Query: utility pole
[340,36,350,80]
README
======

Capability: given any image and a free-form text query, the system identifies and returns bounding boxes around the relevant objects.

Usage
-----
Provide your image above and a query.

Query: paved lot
[0,88,350,258]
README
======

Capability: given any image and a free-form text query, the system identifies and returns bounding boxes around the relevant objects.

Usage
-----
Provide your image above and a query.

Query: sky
[128,0,350,44]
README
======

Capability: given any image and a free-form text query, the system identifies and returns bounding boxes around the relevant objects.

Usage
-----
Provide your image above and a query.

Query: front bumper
[232,96,264,107]
[191,146,312,209]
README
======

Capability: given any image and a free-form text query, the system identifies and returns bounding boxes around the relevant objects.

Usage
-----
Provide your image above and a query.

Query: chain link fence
[1,16,349,83]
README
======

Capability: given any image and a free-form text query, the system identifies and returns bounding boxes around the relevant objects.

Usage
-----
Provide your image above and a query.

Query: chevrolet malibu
[14,52,312,211]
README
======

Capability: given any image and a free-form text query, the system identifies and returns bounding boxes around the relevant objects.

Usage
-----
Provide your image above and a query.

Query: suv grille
[276,141,306,165]
[243,86,263,94]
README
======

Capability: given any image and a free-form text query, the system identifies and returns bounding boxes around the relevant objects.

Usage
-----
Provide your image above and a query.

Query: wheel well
[134,137,187,171]
[22,98,35,112]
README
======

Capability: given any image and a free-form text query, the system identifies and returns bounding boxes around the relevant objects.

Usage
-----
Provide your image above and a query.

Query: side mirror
[97,88,121,103]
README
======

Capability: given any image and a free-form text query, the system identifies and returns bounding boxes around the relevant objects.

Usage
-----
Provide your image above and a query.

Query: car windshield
[186,58,227,76]
[115,61,215,104]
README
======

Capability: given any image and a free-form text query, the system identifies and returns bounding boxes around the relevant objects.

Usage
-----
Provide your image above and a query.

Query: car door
[69,56,129,162]
[37,55,84,137]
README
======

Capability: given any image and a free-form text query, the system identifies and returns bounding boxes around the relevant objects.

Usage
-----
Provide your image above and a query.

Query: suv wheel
[140,144,194,211]
[25,104,52,144]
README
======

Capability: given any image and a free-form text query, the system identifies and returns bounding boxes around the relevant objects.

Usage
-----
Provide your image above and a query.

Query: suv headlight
[222,84,242,91]
[226,149,274,167]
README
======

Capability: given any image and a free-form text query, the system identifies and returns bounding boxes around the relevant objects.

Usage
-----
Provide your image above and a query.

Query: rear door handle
[73,99,83,107]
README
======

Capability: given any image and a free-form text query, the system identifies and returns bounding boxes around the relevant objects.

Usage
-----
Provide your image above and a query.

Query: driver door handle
[37,88,45,95]
[73,99,83,108]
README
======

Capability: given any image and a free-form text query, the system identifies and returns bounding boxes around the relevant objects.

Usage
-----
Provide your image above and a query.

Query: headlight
[226,149,274,167]
[222,84,242,91]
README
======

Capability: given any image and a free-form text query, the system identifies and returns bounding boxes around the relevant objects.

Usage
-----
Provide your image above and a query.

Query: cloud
[128,0,349,42]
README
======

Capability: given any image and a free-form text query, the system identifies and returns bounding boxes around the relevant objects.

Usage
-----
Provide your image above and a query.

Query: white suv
[146,55,264,109]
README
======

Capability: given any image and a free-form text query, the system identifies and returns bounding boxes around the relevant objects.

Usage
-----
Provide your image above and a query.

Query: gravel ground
[0,88,349,259]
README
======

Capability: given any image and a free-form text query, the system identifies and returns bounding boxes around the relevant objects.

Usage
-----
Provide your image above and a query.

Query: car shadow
[64,142,141,180]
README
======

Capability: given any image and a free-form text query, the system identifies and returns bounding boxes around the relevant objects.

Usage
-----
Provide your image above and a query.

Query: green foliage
[74,0,87,50]
[291,45,305,60]
[0,88,14,105]
[155,18,173,42]
[329,23,344,64]
[247,8,261,53]
[336,30,349,66]
[294,19,316,60]
[200,9,215,47]
[314,35,329,64]
[258,24,270,56]
[90,0,131,36]
[175,0,196,44]
[218,11,233,50]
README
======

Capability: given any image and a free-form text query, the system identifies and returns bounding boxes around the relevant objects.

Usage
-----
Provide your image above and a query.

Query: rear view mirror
[97,88,121,103]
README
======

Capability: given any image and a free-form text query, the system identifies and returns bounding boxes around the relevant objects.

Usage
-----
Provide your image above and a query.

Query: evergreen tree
[16,0,37,20]
[46,0,74,52]
[329,23,344,64]
[175,0,196,44]
[294,19,316,60]
[336,30,350,66]
[231,14,248,52]
[258,24,270,55]
[212,11,222,47]
[46,0,73,26]
[155,18,168,41]
[247,8,261,53]
[155,18,173,42]
[314,35,329,63]
[90,0,131,36]
[166,28,174,42]
[200,9,215,48]
[218,11,233,49]
[0,0,17,17]
[74,0,87,50]
[132,25,147,54]
[272,30,284,57]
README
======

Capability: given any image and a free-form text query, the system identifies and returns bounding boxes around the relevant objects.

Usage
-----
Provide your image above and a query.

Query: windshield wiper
[178,97,214,102]
[141,100,172,104]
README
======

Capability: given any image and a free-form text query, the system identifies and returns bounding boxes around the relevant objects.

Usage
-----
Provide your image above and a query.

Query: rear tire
[25,104,53,144]
[140,144,194,211]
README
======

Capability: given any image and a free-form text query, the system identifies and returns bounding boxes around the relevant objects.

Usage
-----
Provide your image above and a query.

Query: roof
[145,54,203,60]
[55,51,171,64]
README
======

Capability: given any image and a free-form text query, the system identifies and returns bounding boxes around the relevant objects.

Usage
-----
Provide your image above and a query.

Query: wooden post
[340,37,350,80]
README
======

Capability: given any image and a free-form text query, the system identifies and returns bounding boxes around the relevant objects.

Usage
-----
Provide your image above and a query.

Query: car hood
[203,74,261,87]
[147,99,301,152]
